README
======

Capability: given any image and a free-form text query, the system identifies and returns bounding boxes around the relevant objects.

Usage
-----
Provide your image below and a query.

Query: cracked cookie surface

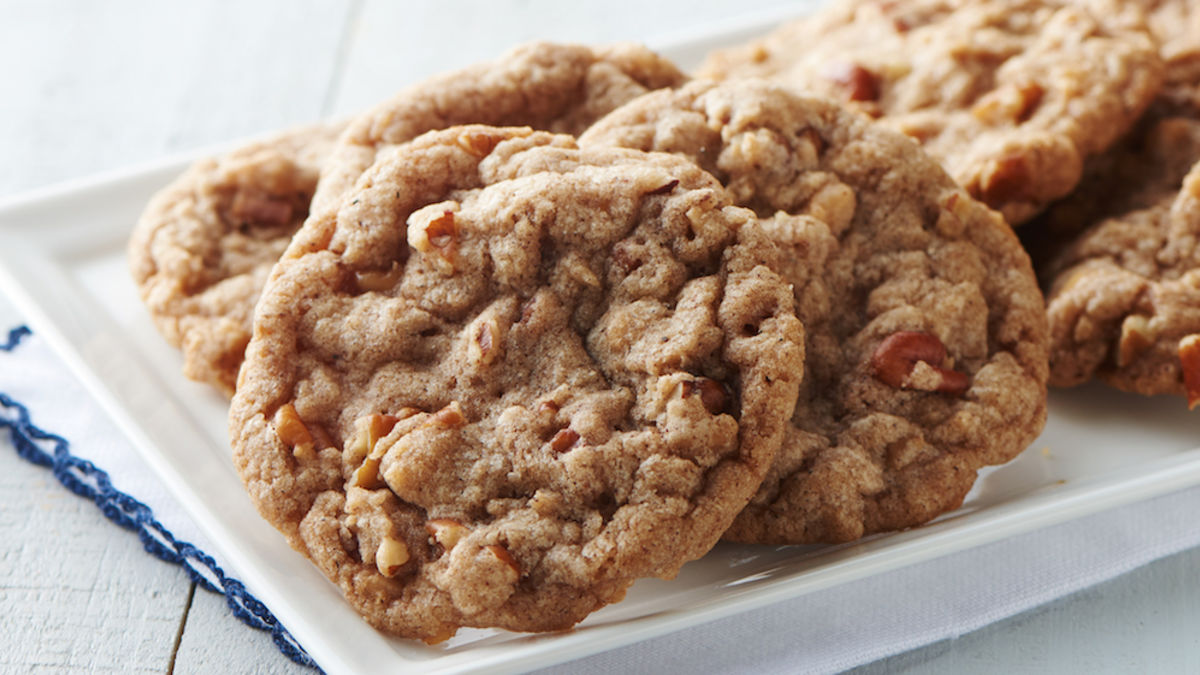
[229,125,804,639]
[128,121,344,396]
[312,41,685,215]
[697,0,1163,226]
[1040,111,1200,406]
[131,42,683,397]
[583,81,1049,543]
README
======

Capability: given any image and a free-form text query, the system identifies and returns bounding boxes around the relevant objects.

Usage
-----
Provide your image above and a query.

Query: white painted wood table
[5,2,1200,673]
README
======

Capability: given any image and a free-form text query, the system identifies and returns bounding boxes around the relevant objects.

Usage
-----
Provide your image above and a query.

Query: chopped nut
[972,82,1044,124]
[346,413,407,488]
[376,536,410,577]
[349,456,384,489]
[798,127,826,158]
[427,401,465,428]
[456,129,502,157]
[275,403,315,460]
[1117,315,1155,368]
[426,519,467,551]
[1013,82,1044,122]
[870,331,970,396]
[519,298,537,323]
[346,413,401,463]
[979,154,1030,209]
[1179,334,1200,410]
[646,179,679,195]
[485,544,521,576]
[933,189,982,238]
[355,262,404,293]
[821,62,880,102]
[549,428,580,453]
[408,203,460,271]
[426,213,456,249]
[359,413,403,453]
[680,378,728,415]
[529,489,563,516]
[468,317,501,366]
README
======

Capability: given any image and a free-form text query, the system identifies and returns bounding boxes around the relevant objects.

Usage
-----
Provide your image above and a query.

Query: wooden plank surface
[0,447,189,673]
[5,1,1200,673]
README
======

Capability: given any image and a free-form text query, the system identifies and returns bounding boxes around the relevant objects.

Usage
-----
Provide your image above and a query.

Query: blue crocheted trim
[0,325,318,670]
[2,325,31,351]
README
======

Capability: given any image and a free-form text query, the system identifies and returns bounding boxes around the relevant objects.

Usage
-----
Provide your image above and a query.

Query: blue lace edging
[0,325,317,670]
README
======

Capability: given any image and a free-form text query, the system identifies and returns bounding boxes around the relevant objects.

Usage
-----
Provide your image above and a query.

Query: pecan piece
[979,154,1030,208]
[485,544,521,576]
[427,401,465,428]
[549,428,580,453]
[408,203,459,271]
[870,331,969,396]
[468,317,501,366]
[1117,315,1154,368]
[681,378,728,415]
[646,179,679,195]
[275,403,315,460]
[355,262,404,293]
[456,129,502,158]
[822,62,880,102]
[347,412,405,488]
[1179,334,1200,410]
[426,518,467,551]
[376,536,410,577]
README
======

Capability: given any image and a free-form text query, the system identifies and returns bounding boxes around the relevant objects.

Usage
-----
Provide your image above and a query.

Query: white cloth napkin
[4,293,1200,674]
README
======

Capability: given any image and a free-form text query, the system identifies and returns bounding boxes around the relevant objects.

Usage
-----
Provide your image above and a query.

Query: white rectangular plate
[3,10,1200,675]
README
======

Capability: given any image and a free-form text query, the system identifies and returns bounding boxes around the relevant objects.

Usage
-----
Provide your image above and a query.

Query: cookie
[1040,111,1200,406]
[697,0,1163,226]
[132,42,683,396]
[229,125,805,640]
[311,41,685,214]
[1143,0,1200,83]
[582,80,1049,543]
[128,121,344,396]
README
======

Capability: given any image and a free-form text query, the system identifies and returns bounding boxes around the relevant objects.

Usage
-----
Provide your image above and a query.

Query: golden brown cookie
[697,0,1163,226]
[129,122,344,396]
[582,80,1049,543]
[229,125,805,640]
[311,41,685,214]
[1040,111,1200,407]
[1142,0,1200,83]
[132,42,683,396]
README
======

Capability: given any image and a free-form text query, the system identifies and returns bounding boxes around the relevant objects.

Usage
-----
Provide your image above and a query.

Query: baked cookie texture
[311,41,686,215]
[131,41,683,397]
[582,80,1049,544]
[128,122,344,396]
[1040,109,1200,405]
[1142,0,1200,83]
[697,0,1164,226]
[1030,1,1200,405]
[229,125,805,639]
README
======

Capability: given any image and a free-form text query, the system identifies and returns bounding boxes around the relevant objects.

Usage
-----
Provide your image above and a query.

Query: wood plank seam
[167,582,197,674]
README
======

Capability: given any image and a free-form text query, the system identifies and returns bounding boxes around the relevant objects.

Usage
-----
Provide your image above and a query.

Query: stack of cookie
[127,0,1196,643]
